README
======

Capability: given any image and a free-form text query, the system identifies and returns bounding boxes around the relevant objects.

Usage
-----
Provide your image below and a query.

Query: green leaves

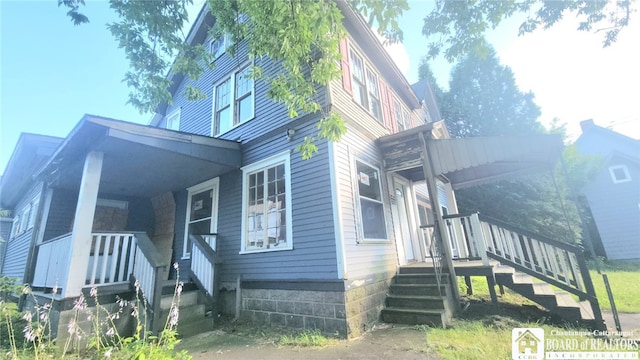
[423,0,634,62]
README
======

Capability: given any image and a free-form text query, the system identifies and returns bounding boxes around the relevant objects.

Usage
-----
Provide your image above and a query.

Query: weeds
[0,264,191,360]
[277,329,334,347]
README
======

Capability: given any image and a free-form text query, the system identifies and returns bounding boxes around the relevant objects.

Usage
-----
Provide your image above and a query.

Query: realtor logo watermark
[512,328,639,360]
[513,328,545,360]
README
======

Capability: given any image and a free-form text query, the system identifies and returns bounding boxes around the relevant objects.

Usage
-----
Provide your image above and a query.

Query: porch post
[62,151,103,298]
[418,132,461,307]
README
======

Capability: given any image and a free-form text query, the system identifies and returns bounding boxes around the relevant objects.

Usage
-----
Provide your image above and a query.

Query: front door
[184,178,219,258]
[392,177,419,264]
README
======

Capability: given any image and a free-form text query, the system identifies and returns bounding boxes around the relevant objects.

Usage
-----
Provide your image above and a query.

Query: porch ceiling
[379,128,563,189]
[40,115,242,197]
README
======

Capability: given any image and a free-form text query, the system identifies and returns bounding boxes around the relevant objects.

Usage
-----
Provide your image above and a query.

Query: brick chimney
[580,119,595,132]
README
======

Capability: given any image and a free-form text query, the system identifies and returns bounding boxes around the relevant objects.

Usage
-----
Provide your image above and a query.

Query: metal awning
[36,115,242,197]
[379,126,563,189]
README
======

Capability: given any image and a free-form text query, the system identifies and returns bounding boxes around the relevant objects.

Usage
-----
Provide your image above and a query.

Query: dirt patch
[177,321,441,360]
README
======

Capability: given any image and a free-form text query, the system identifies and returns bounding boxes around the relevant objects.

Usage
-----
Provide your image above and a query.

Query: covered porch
[378,123,604,329]
[29,115,241,329]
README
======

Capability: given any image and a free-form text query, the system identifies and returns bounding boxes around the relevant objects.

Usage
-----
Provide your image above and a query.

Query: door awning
[378,125,563,189]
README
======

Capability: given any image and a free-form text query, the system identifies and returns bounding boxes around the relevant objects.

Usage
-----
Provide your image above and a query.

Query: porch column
[418,132,461,307]
[63,151,103,298]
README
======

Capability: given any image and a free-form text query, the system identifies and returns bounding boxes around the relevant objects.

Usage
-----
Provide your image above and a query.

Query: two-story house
[2,2,581,341]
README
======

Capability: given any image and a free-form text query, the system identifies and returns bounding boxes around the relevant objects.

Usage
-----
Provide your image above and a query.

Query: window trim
[609,165,631,184]
[209,33,232,60]
[393,97,410,132]
[212,62,255,136]
[165,108,181,131]
[354,158,389,243]
[240,151,293,254]
[183,178,220,259]
[348,46,388,124]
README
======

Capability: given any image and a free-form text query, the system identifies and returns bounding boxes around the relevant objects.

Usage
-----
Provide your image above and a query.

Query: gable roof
[151,1,421,125]
[0,133,63,208]
[575,119,640,160]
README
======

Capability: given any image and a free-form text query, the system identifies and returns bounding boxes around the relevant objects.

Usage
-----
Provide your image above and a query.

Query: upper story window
[348,47,385,123]
[28,196,40,229]
[609,165,631,184]
[394,98,410,132]
[241,152,292,253]
[213,63,254,136]
[355,160,388,241]
[165,108,180,131]
[210,33,233,59]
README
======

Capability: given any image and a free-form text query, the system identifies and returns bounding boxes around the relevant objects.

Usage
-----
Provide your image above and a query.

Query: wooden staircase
[381,266,453,327]
[493,265,599,328]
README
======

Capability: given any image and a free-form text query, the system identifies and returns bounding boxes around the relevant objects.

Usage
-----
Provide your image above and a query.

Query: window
[184,178,219,258]
[365,69,382,121]
[10,216,19,239]
[609,165,631,184]
[348,47,385,123]
[394,98,410,131]
[213,64,254,135]
[349,48,367,108]
[210,34,232,59]
[165,109,180,131]
[19,206,30,234]
[355,160,387,241]
[28,197,40,229]
[241,152,292,253]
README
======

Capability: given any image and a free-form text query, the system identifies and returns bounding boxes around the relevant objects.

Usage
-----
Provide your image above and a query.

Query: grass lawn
[589,260,640,313]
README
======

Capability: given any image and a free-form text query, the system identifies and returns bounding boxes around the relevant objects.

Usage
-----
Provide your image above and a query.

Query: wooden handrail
[478,214,583,253]
[132,232,170,268]
[190,234,222,265]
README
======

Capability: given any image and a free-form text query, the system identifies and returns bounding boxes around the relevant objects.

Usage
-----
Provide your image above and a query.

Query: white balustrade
[86,233,137,286]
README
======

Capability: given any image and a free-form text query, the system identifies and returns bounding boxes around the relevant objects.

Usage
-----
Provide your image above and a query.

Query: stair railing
[130,232,169,333]
[189,234,222,311]
[421,223,443,296]
[474,215,604,329]
[442,213,489,266]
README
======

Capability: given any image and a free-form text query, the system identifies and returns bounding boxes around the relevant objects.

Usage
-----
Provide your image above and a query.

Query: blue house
[2,2,598,340]
[575,119,640,260]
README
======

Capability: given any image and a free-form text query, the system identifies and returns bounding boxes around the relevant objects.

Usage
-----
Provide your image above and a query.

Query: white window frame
[354,159,389,242]
[348,46,385,124]
[165,108,180,131]
[10,216,19,239]
[210,33,232,59]
[19,206,30,234]
[212,62,255,136]
[183,178,220,259]
[28,196,40,229]
[393,97,410,132]
[240,151,293,254]
[609,165,631,184]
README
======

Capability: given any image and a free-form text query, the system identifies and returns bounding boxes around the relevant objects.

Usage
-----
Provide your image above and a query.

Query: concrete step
[398,266,446,275]
[176,315,215,338]
[394,273,446,285]
[385,295,446,310]
[160,290,198,310]
[160,303,206,327]
[381,307,447,327]
[389,283,446,296]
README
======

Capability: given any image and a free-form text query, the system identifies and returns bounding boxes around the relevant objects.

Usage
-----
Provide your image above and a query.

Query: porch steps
[158,283,214,338]
[493,265,597,327]
[381,266,452,328]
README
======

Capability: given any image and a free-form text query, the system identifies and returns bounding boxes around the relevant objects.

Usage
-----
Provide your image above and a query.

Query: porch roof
[378,126,563,189]
[37,115,242,197]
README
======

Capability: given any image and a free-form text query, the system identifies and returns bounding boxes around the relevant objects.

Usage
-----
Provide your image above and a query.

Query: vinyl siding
[332,125,398,282]
[163,37,325,144]
[174,118,338,283]
[584,157,640,260]
[2,183,43,281]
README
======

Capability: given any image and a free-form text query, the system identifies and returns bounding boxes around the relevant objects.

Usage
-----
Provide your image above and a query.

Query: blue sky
[1,1,638,175]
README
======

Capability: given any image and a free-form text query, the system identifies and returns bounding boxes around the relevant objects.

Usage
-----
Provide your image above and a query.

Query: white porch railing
[190,234,220,299]
[86,233,137,286]
[33,233,73,290]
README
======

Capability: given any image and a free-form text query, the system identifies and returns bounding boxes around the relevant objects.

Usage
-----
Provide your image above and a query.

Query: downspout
[418,131,461,309]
